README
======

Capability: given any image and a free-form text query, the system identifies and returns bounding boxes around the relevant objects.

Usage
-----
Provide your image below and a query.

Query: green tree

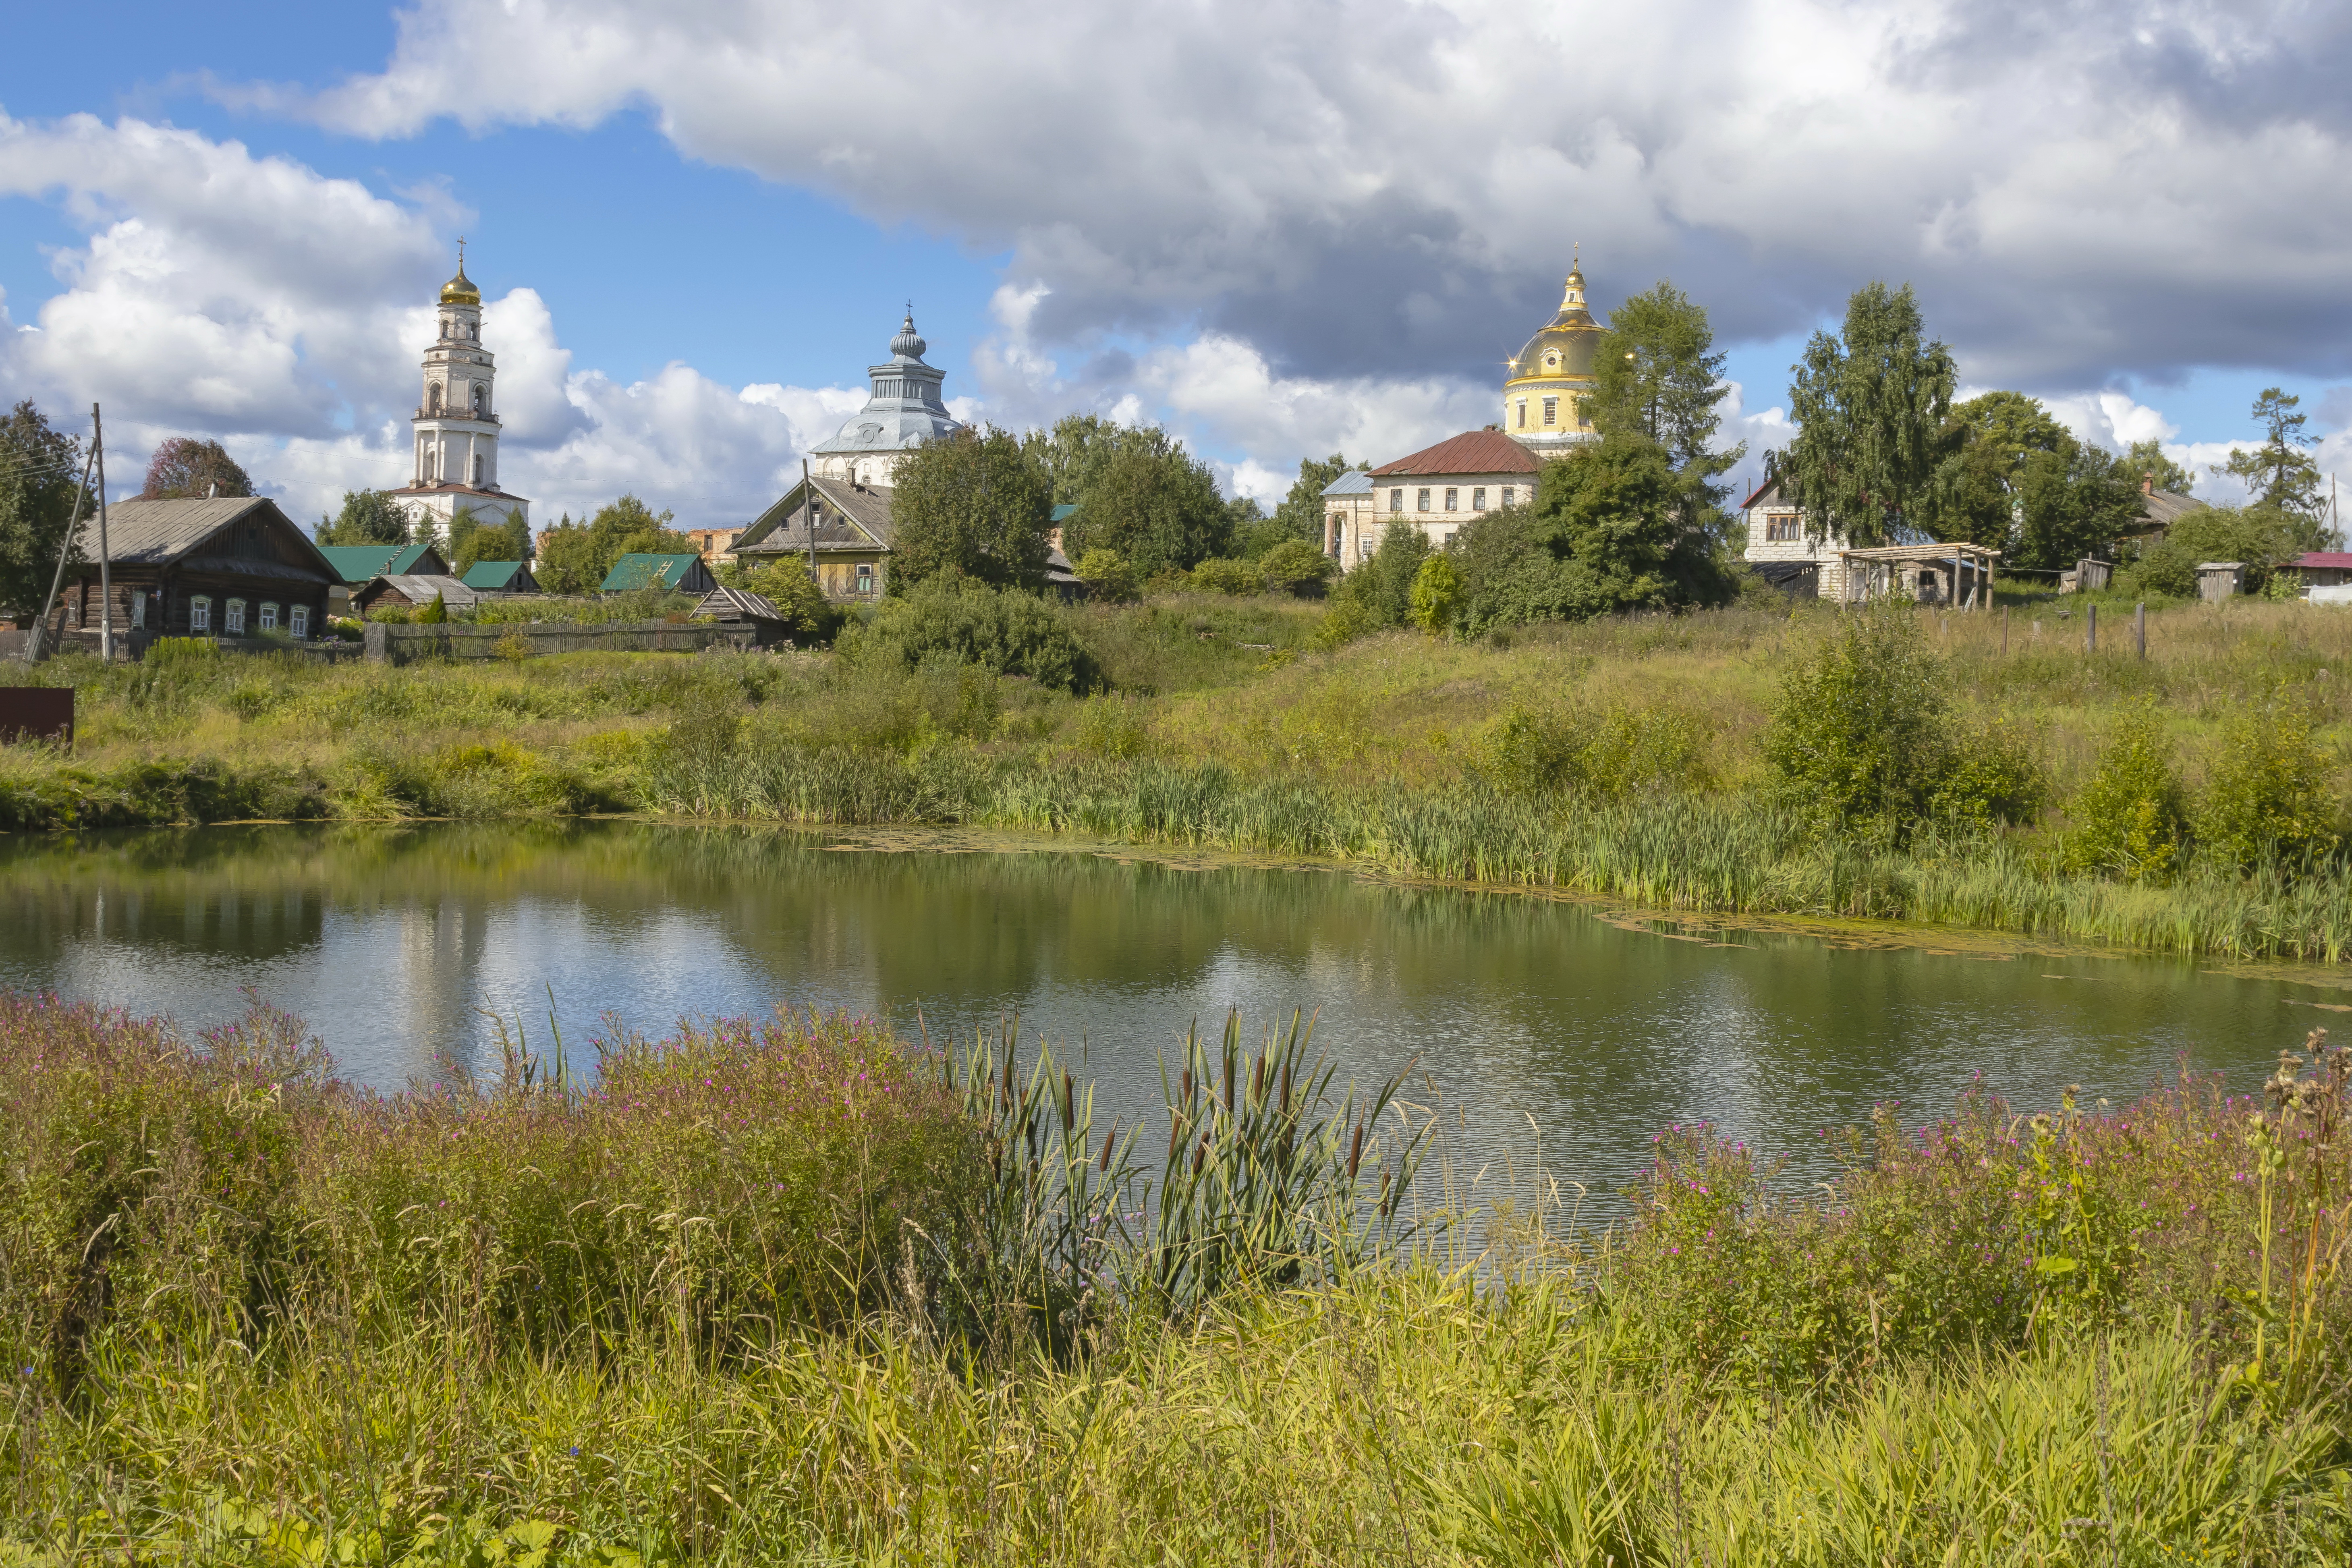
[1777,282,1957,546]
[2215,388,2331,547]
[1929,391,2071,549]
[1059,440,1231,580]
[2120,438,2194,497]
[140,436,253,500]
[2064,702,2187,883]
[1452,436,1736,632]
[1072,548,1139,604]
[1588,281,1743,541]
[452,507,532,575]
[1332,519,1430,629]
[2011,442,2143,572]
[1023,413,1143,504]
[888,425,1054,594]
[1257,538,1333,597]
[531,498,683,594]
[0,400,85,626]
[2116,505,2295,599]
[314,489,413,547]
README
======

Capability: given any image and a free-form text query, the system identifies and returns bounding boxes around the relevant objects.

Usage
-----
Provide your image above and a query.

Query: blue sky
[4,0,2350,527]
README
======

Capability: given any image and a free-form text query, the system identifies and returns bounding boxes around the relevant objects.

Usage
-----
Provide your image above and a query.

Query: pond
[1,821,2337,1195]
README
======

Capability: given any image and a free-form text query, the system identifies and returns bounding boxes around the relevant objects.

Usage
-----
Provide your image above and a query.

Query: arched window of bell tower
[473,385,486,416]
[429,384,442,415]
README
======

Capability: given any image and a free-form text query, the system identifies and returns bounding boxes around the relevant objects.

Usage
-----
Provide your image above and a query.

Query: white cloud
[256,0,2352,390]
[0,110,871,525]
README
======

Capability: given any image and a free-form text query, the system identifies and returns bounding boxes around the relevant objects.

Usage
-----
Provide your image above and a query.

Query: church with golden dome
[1320,257,1605,570]
[1501,256,1602,454]
[388,244,533,541]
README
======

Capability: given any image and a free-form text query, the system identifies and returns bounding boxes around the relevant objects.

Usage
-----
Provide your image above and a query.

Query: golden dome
[438,251,480,307]
[1505,268,1600,387]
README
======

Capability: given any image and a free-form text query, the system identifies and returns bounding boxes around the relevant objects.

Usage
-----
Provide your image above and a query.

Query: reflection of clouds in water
[0,827,2302,1202]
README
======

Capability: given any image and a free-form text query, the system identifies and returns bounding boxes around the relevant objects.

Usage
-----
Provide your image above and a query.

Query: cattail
[1223,1052,1235,1116]
[1347,1118,1364,1184]
[1251,1052,1265,1109]
[1099,1119,1117,1172]
[1279,1058,1293,1118]
[1062,1070,1074,1129]
[1193,1135,1207,1175]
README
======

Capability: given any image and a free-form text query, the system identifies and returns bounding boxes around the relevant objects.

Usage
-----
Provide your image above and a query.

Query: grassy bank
[10,595,2352,958]
[3,990,2348,1562]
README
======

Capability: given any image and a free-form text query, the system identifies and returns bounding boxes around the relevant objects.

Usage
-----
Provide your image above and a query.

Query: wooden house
[2295,552,2352,588]
[731,475,895,600]
[318,541,450,618]
[600,553,717,596]
[44,496,338,644]
[696,585,790,646]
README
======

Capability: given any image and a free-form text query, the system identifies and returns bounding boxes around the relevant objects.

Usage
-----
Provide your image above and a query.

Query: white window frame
[290,605,310,639]
[225,598,247,636]
[1444,487,1458,511]
[258,601,279,632]
[1543,398,1558,427]
[190,596,212,633]
[1472,488,1487,512]
[1390,488,1404,513]
[1501,487,1516,508]
[1515,399,1528,429]
[1417,489,1432,512]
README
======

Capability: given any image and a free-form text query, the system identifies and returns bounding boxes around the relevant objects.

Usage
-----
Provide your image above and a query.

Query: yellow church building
[1501,259,1602,454]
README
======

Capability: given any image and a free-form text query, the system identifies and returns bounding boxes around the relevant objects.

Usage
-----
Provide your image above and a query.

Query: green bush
[845,574,1102,693]
[2196,698,2342,872]
[1763,608,2044,840]
[415,591,449,625]
[742,563,846,643]
[1485,699,1715,800]
[1332,519,1429,631]
[1073,548,1140,604]
[2116,504,2294,599]
[2064,702,2188,881]
[1188,556,1265,595]
[1072,693,1153,759]
[1409,554,1464,633]
[1256,539,1332,597]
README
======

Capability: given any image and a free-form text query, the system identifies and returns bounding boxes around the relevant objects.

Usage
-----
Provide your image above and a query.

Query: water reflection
[0,821,2330,1193]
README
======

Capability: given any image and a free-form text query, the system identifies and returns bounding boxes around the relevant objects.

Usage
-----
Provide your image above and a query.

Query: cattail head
[1347,1118,1364,1184]
[1099,1118,1117,1172]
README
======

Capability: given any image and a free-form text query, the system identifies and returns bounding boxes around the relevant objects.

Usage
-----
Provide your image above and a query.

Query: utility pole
[93,404,113,662]
[23,417,98,664]
[803,459,816,579]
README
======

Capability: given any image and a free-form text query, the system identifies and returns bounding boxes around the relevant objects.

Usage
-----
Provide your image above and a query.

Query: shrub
[1073,548,1140,604]
[1188,556,1265,596]
[2196,697,2342,872]
[142,637,218,670]
[415,591,449,625]
[846,575,1102,693]
[1409,554,1464,633]
[1332,519,1429,630]
[1073,693,1153,758]
[2064,702,2188,881]
[1763,608,2044,839]
[1310,597,1382,649]
[1256,539,1332,597]
[743,562,847,643]
[1485,699,1715,800]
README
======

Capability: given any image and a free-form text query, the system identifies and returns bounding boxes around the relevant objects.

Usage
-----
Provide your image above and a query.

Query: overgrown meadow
[12,593,2352,960]
[2,988,2350,1563]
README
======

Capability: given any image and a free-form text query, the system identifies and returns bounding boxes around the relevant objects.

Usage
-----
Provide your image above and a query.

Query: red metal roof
[1369,429,1541,478]
[2298,552,2352,570]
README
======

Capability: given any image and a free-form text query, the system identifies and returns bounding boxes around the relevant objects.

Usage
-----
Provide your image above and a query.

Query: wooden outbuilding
[732,475,895,601]
[318,541,451,618]
[461,559,540,594]
[2196,562,2246,601]
[41,496,338,645]
[601,552,717,596]
[353,575,481,614]
[696,585,791,646]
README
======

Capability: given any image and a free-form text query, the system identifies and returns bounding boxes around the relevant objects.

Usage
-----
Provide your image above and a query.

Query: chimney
[207,482,218,499]
[2141,475,2153,497]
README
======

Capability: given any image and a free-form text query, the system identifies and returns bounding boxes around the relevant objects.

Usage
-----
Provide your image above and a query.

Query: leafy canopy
[2120,438,2194,498]
[888,424,1054,593]
[533,496,687,594]
[846,575,1100,693]
[451,507,532,575]
[1057,437,1231,580]
[141,437,253,500]
[1269,453,1367,552]
[314,489,413,547]
[1589,280,1744,543]
[1777,282,1956,547]
[0,400,85,623]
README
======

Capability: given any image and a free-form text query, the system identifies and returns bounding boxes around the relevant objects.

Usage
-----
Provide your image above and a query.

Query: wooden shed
[2196,562,2246,601]
[353,575,481,614]
[1833,542,1999,609]
[601,553,716,596]
[461,559,540,594]
[696,585,791,646]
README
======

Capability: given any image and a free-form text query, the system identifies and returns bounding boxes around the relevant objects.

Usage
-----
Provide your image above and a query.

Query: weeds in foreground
[1,991,2350,1561]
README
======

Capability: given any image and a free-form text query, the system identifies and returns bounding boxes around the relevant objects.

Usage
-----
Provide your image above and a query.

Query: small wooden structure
[2295,552,2352,587]
[601,553,717,596]
[2064,558,2113,594]
[1834,542,1999,609]
[353,574,481,615]
[2196,562,2246,601]
[460,559,540,594]
[695,585,791,647]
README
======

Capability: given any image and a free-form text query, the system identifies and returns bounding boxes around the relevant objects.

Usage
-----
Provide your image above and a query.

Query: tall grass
[3,991,2350,1561]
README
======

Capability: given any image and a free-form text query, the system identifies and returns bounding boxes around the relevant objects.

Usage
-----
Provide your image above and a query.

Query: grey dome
[811,309,964,458]
[890,312,927,359]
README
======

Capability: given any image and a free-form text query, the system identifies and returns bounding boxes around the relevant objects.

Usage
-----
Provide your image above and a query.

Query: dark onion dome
[890,311,927,360]
[439,261,481,307]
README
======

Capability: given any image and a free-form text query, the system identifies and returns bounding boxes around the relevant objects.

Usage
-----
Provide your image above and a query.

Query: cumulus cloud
[0,110,871,525]
[259,0,2352,390]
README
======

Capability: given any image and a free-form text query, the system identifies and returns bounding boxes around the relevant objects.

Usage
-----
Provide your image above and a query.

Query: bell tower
[394,241,530,540]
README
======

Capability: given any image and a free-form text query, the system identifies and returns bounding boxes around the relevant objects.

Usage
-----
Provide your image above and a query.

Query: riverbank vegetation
[2,988,2348,1562]
[15,593,2352,959]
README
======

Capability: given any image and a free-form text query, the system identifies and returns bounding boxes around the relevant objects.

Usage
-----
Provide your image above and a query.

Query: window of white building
[1516,399,1528,429]
[1765,514,1803,542]
[1444,487,1458,511]
[1390,489,1404,513]
[1543,398,1558,427]
[1417,489,1432,512]
[1472,488,1487,511]
[225,599,246,636]
[189,596,211,633]
[1501,487,1516,508]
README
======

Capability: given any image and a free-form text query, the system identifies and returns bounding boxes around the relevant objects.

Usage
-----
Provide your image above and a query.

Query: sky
[2,0,2351,530]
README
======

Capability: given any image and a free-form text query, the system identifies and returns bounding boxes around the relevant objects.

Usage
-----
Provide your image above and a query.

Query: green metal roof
[317,541,441,585]
[461,559,528,589]
[1051,504,1079,523]
[601,553,701,592]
